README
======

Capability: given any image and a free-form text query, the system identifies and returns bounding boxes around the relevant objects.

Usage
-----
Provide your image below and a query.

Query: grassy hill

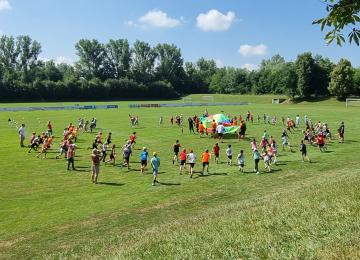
[0,95,359,259]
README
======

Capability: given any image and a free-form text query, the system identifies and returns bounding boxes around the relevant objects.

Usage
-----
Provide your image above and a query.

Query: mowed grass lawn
[1,95,360,259]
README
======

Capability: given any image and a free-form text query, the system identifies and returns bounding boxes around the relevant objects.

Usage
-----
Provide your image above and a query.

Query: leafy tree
[328,58,354,99]
[16,36,42,83]
[313,0,360,45]
[295,52,315,98]
[104,39,131,79]
[154,43,185,92]
[354,67,360,94]
[75,39,105,80]
[131,40,157,83]
[313,55,335,96]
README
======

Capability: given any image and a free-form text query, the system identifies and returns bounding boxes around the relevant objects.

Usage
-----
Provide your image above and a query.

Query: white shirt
[226,147,232,156]
[18,127,25,137]
[237,153,245,164]
[187,153,196,163]
[216,124,225,134]
[102,143,108,152]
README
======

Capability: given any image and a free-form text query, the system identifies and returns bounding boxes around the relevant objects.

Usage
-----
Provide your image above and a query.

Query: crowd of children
[16,110,346,186]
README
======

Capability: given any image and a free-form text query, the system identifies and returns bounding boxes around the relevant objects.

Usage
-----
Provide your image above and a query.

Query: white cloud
[241,63,259,71]
[196,9,236,32]
[0,0,11,11]
[55,56,73,65]
[128,9,181,28]
[39,56,74,65]
[238,44,267,57]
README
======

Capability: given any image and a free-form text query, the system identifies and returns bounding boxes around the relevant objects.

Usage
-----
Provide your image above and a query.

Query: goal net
[346,98,360,107]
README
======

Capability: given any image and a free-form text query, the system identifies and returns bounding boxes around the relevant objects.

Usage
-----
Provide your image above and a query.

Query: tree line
[0,35,359,101]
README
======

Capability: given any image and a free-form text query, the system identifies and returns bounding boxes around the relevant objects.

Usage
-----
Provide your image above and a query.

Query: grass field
[1,94,360,259]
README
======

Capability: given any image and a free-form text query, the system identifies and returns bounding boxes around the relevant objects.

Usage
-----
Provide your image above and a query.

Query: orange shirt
[202,152,210,162]
[233,120,237,126]
[211,122,217,129]
[199,124,205,132]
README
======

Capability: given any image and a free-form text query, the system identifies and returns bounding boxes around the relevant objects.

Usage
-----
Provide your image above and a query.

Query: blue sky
[0,0,359,69]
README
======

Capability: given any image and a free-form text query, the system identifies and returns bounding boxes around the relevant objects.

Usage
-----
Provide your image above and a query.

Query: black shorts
[239,163,244,167]
[202,162,209,167]
[174,151,179,156]
[319,144,324,148]
[212,128,216,133]
[218,133,223,137]
[180,160,186,165]
[110,154,115,160]
[227,155,232,160]
[214,153,219,158]
[141,160,147,166]
[302,151,307,156]
[189,163,195,168]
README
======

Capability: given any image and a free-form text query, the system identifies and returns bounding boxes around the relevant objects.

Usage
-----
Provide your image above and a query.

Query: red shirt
[130,134,136,142]
[180,151,187,160]
[213,145,220,154]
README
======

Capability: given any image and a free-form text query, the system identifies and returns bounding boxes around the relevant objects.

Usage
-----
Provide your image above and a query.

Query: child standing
[151,152,160,186]
[253,149,260,175]
[299,140,310,162]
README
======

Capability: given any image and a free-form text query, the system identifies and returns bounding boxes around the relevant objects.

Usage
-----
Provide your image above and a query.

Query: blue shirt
[140,151,148,161]
[151,156,160,170]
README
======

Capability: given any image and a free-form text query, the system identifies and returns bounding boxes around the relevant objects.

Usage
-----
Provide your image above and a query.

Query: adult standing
[18,124,26,147]
[91,149,101,184]
[151,152,160,186]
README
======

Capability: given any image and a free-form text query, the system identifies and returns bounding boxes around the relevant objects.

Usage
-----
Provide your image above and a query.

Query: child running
[179,149,187,175]
[213,143,220,164]
[172,140,181,165]
[299,140,310,162]
[237,150,245,172]
[151,152,160,186]
[201,149,211,175]
[253,149,261,175]
[105,144,116,166]
[187,149,196,178]
[140,147,149,174]
[226,145,233,166]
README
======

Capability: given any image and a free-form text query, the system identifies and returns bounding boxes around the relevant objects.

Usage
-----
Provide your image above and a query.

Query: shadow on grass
[158,181,181,186]
[97,182,124,186]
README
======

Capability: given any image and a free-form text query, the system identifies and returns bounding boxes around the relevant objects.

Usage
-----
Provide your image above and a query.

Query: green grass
[1,94,359,259]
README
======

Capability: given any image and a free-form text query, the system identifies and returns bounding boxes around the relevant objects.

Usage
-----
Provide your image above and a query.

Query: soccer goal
[202,95,214,102]
[346,98,360,107]
[182,97,192,103]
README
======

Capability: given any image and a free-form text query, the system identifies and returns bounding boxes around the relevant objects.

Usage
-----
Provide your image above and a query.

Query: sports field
[1,94,360,259]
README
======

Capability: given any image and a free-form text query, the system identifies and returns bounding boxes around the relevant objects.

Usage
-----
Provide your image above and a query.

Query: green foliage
[354,67,360,94]
[329,58,355,99]
[313,0,360,45]
[295,52,315,98]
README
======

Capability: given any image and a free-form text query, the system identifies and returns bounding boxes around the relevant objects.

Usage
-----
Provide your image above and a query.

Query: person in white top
[18,124,26,147]
[187,149,196,178]
[295,115,300,128]
[216,123,225,142]
[226,145,233,165]
[237,150,245,172]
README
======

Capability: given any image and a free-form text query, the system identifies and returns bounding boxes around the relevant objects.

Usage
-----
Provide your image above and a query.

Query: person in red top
[179,149,187,175]
[316,134,326,152]
[130,132,136,148]
[213,143,220,163]
[47,121,53,135]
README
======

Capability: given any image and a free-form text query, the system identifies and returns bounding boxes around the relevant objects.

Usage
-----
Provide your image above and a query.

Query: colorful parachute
[200,114,240,134]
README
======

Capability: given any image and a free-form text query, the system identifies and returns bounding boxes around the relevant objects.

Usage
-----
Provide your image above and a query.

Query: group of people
[15,110,346,186]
